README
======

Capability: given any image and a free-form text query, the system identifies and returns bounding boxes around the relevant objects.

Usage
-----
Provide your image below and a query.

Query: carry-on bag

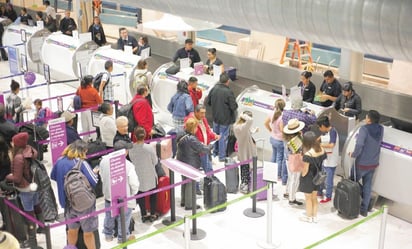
[224,158,239,193]
[203,176,227,212]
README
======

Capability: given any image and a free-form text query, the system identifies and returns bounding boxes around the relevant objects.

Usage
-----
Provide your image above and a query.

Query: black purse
[312,163,327,186]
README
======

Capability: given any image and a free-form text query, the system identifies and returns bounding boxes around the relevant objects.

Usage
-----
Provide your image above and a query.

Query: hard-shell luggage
[224,158,239,193]
[0,194,28,242]
[145,176,171,215]
[203,176,227,212]
[333,178,360,219]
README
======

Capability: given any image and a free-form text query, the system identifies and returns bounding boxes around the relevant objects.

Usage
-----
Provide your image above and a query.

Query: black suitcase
[224,158,239,193]
[333,178,361,219]
[203,176,227,213]
[0,194,28,242]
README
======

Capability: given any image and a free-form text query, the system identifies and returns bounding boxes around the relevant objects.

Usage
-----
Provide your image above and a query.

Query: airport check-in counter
[41,32,98,80]
[87,46,140,105]
[236,85,356,160]
[3,24,50,66]
[151,63,218,127]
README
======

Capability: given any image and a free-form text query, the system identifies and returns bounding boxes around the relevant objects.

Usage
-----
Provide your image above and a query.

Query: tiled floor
[1,60,412,249]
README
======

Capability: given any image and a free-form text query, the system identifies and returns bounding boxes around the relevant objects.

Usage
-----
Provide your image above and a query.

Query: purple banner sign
[49,118,67,165]
[381,141,412,158]
[160,158,206,180]
[109,150,127,216]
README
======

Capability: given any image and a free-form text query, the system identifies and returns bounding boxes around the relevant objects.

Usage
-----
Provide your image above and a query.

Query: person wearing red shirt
[188,77,202,107]
[185,104,219,174]
[76,75,103,141]
[132,84,153,140]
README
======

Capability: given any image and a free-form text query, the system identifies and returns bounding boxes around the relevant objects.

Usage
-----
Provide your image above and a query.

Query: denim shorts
[66,205,98,233]
[19,191,39,212]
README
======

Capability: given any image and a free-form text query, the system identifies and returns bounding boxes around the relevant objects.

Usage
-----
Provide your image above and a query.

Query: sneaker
[299,216,312,223]
[105,235,114,242]
[360,210,368,217]
[312,216,318,223]
[283,193,289,199]
[320,198,332,204]
[289,200,303,205]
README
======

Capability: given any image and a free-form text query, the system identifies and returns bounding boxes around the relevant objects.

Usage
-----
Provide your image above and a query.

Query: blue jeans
[200,154,213,173]
[270,137,285,181]
[321,166,336,199]
[351,168,375,213]
[19,191,39,212]
[282,142,289,185]
[103,200,132,239]
[213,122,230,160]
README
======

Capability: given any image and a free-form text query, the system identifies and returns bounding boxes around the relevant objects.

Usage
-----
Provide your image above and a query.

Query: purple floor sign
[49,118,67,165]
[109,150,127,216]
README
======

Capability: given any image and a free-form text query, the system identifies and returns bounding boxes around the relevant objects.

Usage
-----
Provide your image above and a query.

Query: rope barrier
[0,72,24,80]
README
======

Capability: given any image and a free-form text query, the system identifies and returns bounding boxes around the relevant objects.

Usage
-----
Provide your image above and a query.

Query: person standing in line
[117,27,138,54]
[50,140,99,249]
[177,117,211,209]
[128,127,158,222]
[99,60,114,102]
[61,111,81,145]
[132,59,153,106]
[298,71,316,103]
[6,132,44,249]
[264,98,286,184]
[100,140,139,243]
[206,72,238,162]
[0,103,18,147]
[233,111,258,194]
[76,75,103,142]
[334,81,362,120]
[131,84,153,140]
[282,118,306,206]
[299,131,326,223]
[172,38,201,68]
[98,102,116,148]
[187,77,202,107]
[349,110,384,217]
[88,16,106,46]
[317,115,339,203]
[59,10,77,36]
[167,80,193,134]
[316,70,342,107]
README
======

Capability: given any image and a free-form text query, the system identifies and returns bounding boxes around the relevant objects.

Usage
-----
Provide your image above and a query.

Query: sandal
[149,214,159,222]
[141,215,151,223]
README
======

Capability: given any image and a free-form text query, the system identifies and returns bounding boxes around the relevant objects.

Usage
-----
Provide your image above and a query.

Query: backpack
[93,72,109,91]
[28,158,51,191]
[117,98,143,133]
[73,95,82,110]
[64,160,96,212]
[133,72,148,89]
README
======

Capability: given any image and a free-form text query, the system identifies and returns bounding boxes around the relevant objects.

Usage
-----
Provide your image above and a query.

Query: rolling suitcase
[0,194,28,242]
[224,158,239,193]
[203,176,227,212]
[145,176,170,215]
[333,178,360,219]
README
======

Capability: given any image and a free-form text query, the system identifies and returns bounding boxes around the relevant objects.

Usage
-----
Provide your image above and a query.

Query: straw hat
[283,118,305,134]
[0,231,20,249]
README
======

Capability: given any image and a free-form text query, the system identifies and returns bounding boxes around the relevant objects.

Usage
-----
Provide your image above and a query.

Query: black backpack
[117,98,143,132]
[29,158,51,191]
[93,72,109,91]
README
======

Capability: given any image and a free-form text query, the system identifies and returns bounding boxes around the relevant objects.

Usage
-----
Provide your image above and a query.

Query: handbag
[288,153,304,172]
[152,123,166,138]
[312,163,327,186]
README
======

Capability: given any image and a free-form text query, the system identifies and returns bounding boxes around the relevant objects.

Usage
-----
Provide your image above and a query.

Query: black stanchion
[186,179,206,240]
[162,170,182,225]
[114,100,119,117]
[244,156,265,218]
[45,225,52,249]
[118,198,127,248]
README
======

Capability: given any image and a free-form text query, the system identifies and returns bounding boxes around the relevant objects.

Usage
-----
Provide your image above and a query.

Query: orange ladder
[280,38,313,69]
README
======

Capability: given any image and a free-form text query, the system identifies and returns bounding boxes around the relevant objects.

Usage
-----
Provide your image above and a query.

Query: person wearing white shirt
[98,102,116,147]
[44,1,56,19]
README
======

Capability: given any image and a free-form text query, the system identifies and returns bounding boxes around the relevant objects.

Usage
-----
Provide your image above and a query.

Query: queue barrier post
[244,156,265,218]
[184,216,190,249]
[45,224,52,249]
[257,182,280,249]
[378,205,388,249]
